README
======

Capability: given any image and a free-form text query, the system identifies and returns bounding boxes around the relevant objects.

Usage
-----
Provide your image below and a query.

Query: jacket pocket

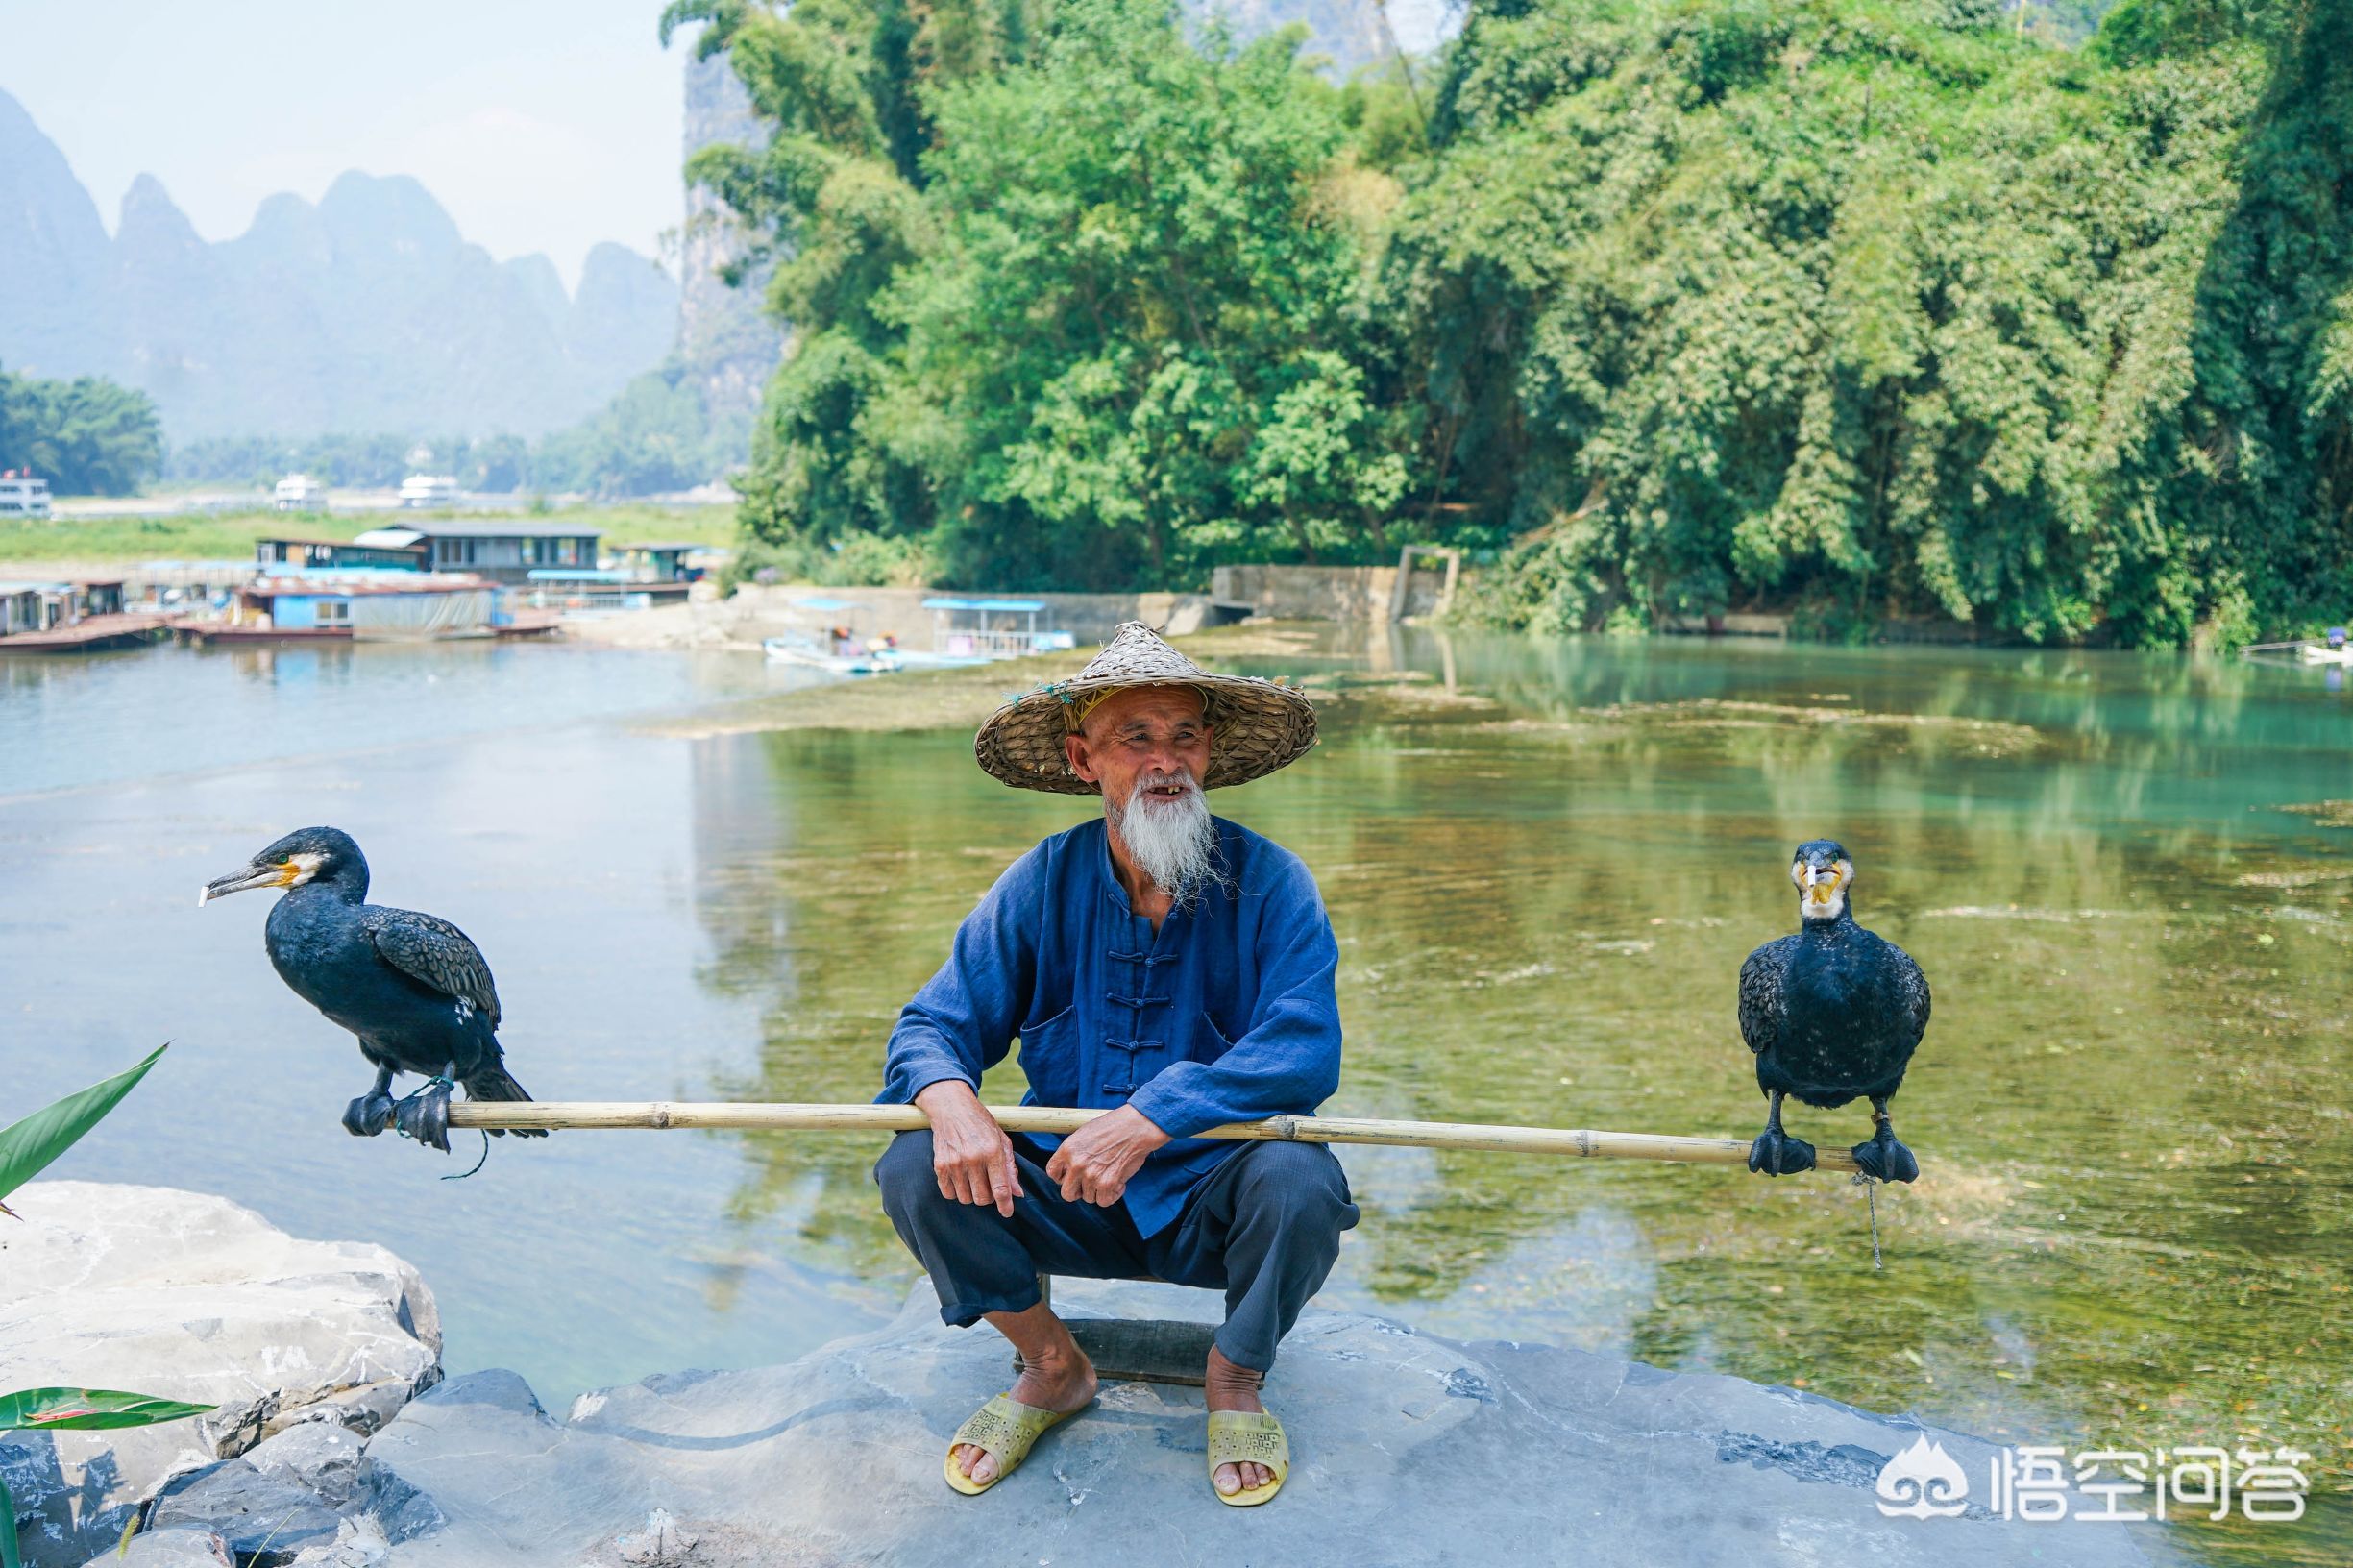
[1017,1003,1079,1103]
[1192,1010,1238,1062]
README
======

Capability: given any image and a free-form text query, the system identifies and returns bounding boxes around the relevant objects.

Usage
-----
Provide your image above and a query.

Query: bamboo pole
[446,1100,1867,1175]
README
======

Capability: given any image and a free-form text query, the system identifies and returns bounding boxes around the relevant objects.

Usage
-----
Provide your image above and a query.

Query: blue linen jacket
[879,815,1343,1237]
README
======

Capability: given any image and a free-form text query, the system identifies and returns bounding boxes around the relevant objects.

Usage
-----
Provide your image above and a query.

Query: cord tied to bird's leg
[391,1071,457,1151]
[390,1071,491,1177]
[1851,1170,1884,1271]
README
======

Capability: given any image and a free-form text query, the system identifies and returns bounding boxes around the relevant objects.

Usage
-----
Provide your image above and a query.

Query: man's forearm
[914,1077,982,1115]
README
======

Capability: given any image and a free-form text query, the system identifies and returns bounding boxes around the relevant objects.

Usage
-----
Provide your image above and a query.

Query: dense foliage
[0,364,162,497]
[665,0,1424,588]
[1414,0,2344,644]
[682,0,2348,644]
[165,433,482,491]
[161,389,746,500]
[530,362,750,498]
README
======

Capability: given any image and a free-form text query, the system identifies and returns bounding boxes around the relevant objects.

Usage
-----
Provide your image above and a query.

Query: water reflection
[7,627,2341,1560]
[683,627,2349,1561]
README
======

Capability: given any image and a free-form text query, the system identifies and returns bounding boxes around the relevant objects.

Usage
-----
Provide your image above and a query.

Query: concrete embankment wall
[717,585,1241,650]
[694,566,1469,652]
[1212,563,1456,622]
[730,563,1466,649]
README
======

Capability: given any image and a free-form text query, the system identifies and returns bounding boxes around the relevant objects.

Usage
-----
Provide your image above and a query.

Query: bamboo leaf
[0,1045,168,1210]
[0,1387,214,1433]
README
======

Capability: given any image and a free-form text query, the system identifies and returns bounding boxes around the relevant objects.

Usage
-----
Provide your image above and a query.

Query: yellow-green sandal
[1207,1409,1289,1507]
[944,1393,1084,1496]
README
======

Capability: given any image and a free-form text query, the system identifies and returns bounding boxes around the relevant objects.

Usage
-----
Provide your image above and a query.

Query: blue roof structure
[922,597,1047,613]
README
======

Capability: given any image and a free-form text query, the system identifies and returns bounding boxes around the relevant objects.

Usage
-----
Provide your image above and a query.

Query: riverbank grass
[0,503,737,569]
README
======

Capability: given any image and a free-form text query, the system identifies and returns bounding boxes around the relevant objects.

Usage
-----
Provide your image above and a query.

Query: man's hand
[1046,1104,1170,1206]
[916,1079,1021,1217]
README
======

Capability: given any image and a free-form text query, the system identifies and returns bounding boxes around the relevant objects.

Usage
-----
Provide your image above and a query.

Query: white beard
[1113,770,1220,902]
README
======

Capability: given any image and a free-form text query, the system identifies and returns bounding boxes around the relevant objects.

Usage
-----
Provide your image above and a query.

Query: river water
[4,628,2345,1562]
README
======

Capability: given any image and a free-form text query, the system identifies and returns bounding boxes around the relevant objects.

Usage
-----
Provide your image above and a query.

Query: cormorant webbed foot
[342,1091,397,1138]
[1748,1090,1815,1176]
[394,1075,455,1153]
[1748,1126,1817,1176]
[1851,1126,1920,1184]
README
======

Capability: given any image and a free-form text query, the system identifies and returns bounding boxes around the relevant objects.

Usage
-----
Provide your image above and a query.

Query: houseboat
[0,578,168,653]
[613,541,712,583]
[255,535,430,573]
[184,571,503,644]
[272,474,328,511]
[353,523,603,586]
[397,474,459,508]
[0,472,53,518]
[522,568,688,613]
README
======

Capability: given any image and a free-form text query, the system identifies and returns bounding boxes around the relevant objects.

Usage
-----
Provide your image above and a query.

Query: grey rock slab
[0,1182,441,1568]
[244,1422,368,1511]
[284,1515,394,1567]
[79,1524,232,1567]
[362,1281,2183,1567]
[149,1460,341,1565]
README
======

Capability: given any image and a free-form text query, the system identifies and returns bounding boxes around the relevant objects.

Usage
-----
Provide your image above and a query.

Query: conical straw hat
[973,621,1316,795]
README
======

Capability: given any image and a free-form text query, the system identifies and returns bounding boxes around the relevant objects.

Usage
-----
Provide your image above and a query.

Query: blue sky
[3,0,1458,295]
[4,0,693,292]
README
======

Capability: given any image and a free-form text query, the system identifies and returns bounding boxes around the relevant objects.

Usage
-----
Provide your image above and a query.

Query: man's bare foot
[954,1305,1097,1487]
[1205,1344,1274,1496]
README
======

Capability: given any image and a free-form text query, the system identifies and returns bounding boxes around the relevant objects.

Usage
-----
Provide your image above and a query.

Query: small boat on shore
[886,648,994,670]
[763,596,905,674]
[2242,630,2353,667]
[762,634,899,675]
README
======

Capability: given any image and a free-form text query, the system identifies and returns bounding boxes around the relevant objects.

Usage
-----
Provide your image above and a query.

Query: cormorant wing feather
[1896,945,1931,1044]
[362,907,502,1028]
[1737,938,1791,1057]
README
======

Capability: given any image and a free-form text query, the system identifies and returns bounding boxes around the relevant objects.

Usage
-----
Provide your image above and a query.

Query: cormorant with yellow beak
[1738,840,1929,1182]
[200,827,542,1153]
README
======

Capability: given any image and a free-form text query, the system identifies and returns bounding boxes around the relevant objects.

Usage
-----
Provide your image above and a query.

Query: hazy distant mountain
[0,86,678,442]
[0,87,119,382]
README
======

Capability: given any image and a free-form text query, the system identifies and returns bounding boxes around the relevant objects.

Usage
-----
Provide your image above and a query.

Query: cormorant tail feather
[462,1065,548,1138]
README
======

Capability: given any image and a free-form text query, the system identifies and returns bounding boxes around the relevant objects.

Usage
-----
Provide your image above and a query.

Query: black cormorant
[1737,839,1929,1183]
[201,827,542,1153]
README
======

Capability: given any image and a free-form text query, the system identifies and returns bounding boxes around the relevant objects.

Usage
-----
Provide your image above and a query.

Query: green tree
[675,0,2346,642]
[669,0,1420,588]
[892,0,1413,586]
[0,366,164,497]
[531,366,725,497]
[1403,0,2342,645]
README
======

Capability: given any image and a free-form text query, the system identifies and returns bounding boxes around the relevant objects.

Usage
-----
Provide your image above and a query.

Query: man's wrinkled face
[1066,686,1212,807]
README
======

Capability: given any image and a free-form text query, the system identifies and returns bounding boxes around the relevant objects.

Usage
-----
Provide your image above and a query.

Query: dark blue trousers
[874,1130,1359,1373]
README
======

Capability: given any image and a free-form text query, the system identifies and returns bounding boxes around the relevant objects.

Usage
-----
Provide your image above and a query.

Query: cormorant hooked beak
[1788,842,1854,913]
[199,855,315,906]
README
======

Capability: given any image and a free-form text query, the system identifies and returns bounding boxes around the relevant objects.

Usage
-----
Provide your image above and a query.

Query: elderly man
[873,621,1355,1507]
